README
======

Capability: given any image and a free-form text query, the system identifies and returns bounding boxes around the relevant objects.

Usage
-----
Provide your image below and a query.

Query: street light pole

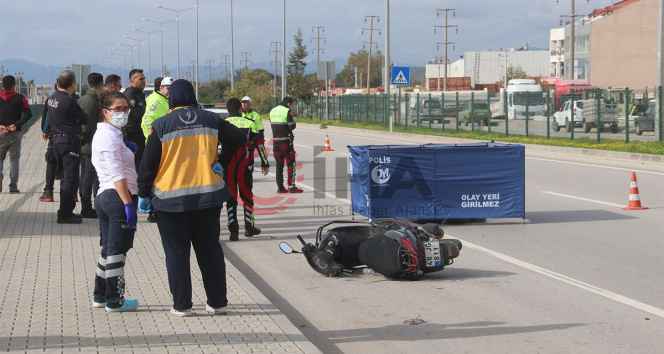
[123,36,144,69]
[133,28,162,82]
[156,3,196,79]
[143,18,177,78]
[230,0,235,90]
[117,43,136,69]
[282,0,286,99]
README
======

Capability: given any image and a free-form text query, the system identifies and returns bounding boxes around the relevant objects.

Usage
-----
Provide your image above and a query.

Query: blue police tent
[349,142,525,219]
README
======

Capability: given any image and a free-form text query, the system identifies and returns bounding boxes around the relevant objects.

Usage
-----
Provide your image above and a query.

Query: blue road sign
[391,66,410,86]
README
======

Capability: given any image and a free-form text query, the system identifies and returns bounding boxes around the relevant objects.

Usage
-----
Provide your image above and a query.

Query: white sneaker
[170,307,193,317]
[205,304,228,315]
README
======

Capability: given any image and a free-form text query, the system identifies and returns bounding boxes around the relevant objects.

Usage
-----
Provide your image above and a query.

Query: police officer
[269,96,302,193]
[47,70,89,223]
[136,79,246,317]
[223,97,269,241]
[123,69,146,171]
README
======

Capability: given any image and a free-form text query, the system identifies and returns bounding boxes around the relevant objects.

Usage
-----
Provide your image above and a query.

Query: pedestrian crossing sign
[391,66,410,86]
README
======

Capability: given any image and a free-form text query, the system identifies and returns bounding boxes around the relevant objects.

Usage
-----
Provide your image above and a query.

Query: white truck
[552,99,619,133]
[490,79,544,120]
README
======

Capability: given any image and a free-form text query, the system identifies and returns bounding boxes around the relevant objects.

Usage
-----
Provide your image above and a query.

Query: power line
[206,59,214,83]
[362,15,380,92]
[270,41,282,98]
[310,26,326,62]
[221,55,230,80]
[241,51,252,73]
[434,8,457,91]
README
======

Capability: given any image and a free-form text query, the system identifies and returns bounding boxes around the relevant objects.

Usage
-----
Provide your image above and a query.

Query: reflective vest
[141,91,169,142]
[150,106,230,213]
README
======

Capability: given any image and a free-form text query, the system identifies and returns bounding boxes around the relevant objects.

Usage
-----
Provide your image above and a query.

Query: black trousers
[52,134,81,217]
[273,140,296,189]
[94,190,137,308]
[155,206,228,311]
[44,138,56,192]
[225,164,255,232]
[124,130,145,173]
[79,154,99,207]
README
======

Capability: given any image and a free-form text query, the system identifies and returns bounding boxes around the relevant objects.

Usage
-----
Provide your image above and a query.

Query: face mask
[107,110,129,128]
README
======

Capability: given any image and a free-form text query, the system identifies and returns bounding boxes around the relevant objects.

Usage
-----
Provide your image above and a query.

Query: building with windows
[549,28,565,79]
[588,0,658,90]
[564,17,593,80]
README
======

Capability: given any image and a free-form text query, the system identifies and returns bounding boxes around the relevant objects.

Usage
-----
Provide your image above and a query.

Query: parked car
[633,102,656,135]
[409,98,442,123]
[459,102,490,126]
[204,108,229,119]
[553,100,619,133]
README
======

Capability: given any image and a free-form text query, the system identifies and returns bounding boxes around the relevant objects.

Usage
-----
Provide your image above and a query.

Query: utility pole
[434,9,456,91]
[310,26,326,62]
[363,15,380,94]
[241,52,252,73]
[206,59,214,83]
[221,55,230,80]
[0,66,7,79]
[189,60,197,85]
[14,71,24,95]
[561,0,588,80]
[270,42,282,98]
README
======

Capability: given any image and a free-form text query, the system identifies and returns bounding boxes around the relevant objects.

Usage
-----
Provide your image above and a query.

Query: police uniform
[223,109,269,236]
[137,85,246,312]
[123,86,146,171]
[47,90,89,220]
[269,104,297,191]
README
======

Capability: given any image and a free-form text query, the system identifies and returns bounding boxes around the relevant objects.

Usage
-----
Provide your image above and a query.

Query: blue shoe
[92,301,106,308]
[105,299,138,312]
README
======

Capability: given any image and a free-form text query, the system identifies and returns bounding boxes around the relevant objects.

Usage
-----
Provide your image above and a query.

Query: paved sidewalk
[0,127,320,353]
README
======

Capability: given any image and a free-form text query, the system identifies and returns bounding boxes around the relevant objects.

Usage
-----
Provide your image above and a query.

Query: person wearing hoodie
[0,75,32,194]
[136,79,246,317]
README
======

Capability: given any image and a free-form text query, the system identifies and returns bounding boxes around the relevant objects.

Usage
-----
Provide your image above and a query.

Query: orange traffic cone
[321,134,334,151]
[622,172,648,210]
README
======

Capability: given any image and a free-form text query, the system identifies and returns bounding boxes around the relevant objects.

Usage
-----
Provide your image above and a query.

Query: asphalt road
[222,123,663,353]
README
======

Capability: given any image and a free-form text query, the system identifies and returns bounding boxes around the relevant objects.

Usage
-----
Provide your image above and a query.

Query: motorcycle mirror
[279,242,297,254]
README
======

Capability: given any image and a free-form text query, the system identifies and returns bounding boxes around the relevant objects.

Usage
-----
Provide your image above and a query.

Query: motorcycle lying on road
[279,218,462,280]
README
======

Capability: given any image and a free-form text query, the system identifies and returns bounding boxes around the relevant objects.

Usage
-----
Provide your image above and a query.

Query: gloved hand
[211,161,224,176]
[125,141,138,153]
[124,202,137,227]
[138,197,152,214]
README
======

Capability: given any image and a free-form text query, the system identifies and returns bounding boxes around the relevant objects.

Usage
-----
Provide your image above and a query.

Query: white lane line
[453,237,664,319]
[527,156,664,175]
[542,191,625,208]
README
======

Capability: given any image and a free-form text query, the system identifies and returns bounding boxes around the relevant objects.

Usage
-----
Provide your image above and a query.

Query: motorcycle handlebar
[296,235,306,247]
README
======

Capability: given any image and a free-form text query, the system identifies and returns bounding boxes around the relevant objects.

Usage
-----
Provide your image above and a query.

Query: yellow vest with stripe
[150,106,230,212]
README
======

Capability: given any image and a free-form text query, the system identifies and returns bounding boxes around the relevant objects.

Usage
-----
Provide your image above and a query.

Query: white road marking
[454,237,664,319]
[527,156,664,175]
[542,191,625,208]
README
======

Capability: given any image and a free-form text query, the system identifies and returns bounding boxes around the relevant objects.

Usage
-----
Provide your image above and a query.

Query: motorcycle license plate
[424,241,442,267]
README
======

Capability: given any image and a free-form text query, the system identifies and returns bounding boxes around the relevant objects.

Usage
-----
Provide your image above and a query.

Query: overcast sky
[1,0,611,75]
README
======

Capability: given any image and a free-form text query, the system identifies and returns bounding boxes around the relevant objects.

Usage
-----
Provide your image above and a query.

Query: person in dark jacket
[0,75,32,193]
[136,79,246,317]
[47,70,89,224]
[77,73,104,218]
[123,69,146,172]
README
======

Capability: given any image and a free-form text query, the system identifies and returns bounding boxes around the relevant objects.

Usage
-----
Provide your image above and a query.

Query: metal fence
[291,86,663,143]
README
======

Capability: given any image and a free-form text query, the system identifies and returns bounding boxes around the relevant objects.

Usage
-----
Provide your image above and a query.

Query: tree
[286,28,315,102]
[338,49,385,89]
[198,78,232,104]
[505,65,528,83]
[224,69,275,113]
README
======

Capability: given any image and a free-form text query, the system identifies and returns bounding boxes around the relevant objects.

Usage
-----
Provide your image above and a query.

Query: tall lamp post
[133,28,162,82]
[116,43,136,69]
[156,3,197,80]
[143,18,178,78]
[112,48,131,82]
[123,36,144,70]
